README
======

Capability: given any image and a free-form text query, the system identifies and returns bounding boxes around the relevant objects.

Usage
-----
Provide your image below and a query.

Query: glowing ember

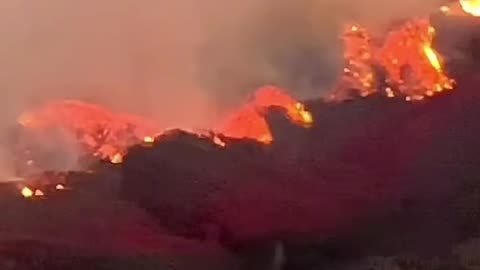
[440,5,451,13]
[34,189,45,197]
[212,135,226,147]
[333,18,455,101]
[294,103,314,126]
[110,153,123,164]
[55,184,65,190]
[337,23,376,98]
[218,86,313,143]
[385,87,395,98]
[423,45,442,72]
[460,0,480,16]
[21,187,33,198]
[143,136,155,143]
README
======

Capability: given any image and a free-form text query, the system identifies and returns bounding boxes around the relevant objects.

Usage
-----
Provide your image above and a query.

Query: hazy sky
[0,0,444,128]
[0,0,446,177]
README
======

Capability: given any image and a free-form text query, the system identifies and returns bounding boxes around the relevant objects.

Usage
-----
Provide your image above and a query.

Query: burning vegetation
[15,86,313,171]
[8,0,480,201]
[460,0,480,16]
[17,100,161,164]
[217,86,313,144]
[332,18,455,101]
[3,3,480,268]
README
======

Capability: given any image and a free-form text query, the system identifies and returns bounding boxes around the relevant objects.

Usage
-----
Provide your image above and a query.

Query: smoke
[0,0,445,176]
[199,0,447,103]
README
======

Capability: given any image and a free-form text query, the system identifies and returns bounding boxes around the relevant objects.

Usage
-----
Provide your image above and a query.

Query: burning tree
[332,18,455,101]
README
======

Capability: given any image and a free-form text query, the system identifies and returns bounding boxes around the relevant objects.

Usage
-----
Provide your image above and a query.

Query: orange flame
[460,0,480,16]
[17,100,161,162]
[440,5,451,14]
[333,18,455,101]
[143,136,155,144]
[110,153,123,164]
[34,189,45,197]
[423,45,442,72]
[21,187,33,198]
[218,86,313,143]
[212,135,226,147]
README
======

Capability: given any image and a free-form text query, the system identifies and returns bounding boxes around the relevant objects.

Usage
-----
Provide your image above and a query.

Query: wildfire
[34,189,45,197]
[143,136,155,144]
[110,153,123,164]
[460,0,480,16]
[17,100,160,163]
[15,87,312,167]
[440,5,451,14]
[333,18,455,101]
[212,135,226,148]
[423,45,442,72]
[218,86,313,143]
[21,187,33,198]
[338,23,376,98]
[20,187,47,198]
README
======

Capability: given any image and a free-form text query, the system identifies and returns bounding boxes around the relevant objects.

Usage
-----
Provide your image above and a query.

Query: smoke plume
[0,0,444,176]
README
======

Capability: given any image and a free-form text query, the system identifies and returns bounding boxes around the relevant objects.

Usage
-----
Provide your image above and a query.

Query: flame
[218,86,313,143]
[460,0,480,16]
[333,18,455,101]
[15,88,312,165]
[5,3,470,201]
[423,45,442,72]
[21,187,33,198]
[251,86,314,126]
[143,136,155,144]
[15,85,311,162]
[110,153,123,164]
[440,5,451,13]
[34,189,45,197]
[212,135,226,147]
[385,87,395,98]
[294,103,314,126]
[17,100,161,162]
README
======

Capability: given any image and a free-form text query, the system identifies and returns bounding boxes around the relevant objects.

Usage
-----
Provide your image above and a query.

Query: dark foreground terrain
[4,74,480,270]
[3,75,480,269]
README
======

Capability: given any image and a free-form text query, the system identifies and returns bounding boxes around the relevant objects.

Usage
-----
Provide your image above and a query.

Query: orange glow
[440,5,451,13]
[34,189,45,197]
[143,136,155,143]
[385,87,395,98]
[110,153,123,164]
[333,18,455,101]
[212,135,226,147]
[337,23,376,98]
[218,86,313,143]
[21,187,33,198]
[294,103,314,126]
[55,184,65,190]
[460,0,480,16]
[18,100,161,161]
[423,45,442,72]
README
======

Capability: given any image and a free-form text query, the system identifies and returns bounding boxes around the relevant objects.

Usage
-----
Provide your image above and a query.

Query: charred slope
[121,75,480,255]
[121,129,278,239]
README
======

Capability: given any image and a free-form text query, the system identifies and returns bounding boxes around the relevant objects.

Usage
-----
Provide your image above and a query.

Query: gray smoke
[0,0,444,178]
